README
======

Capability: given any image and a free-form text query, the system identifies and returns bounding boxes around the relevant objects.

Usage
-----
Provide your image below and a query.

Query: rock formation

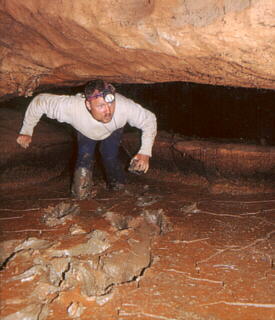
[0,0,274,99]
[0,203,170,319]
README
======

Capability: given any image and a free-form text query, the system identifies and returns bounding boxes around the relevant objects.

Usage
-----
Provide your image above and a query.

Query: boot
[71,167,93,200]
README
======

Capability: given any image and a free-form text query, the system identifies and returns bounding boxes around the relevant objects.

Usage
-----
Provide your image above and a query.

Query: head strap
[87,89,115,103]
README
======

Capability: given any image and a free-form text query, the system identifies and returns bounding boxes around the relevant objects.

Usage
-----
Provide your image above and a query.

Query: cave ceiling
[0,0,274,99]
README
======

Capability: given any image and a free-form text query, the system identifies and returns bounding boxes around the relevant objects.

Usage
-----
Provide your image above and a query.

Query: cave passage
[0,82,275,320]
[1,81,275,194]
[2,81,275,145]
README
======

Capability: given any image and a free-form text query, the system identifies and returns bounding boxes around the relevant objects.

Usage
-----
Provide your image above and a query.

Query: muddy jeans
[75,128,125,185]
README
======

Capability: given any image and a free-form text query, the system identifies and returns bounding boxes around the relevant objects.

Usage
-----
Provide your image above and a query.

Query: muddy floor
[0,165,274,320]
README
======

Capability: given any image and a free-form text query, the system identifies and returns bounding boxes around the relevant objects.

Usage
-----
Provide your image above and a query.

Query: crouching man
[17,80,157,199]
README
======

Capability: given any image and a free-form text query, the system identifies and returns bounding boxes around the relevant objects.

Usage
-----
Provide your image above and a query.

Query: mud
[42,202,80,227]
[0,198,171,319]
[1,169,275,319]
[0,111,274,319]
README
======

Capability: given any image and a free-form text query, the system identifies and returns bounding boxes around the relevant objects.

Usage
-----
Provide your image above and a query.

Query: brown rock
[0,108,72,192]
[0,0,274,98]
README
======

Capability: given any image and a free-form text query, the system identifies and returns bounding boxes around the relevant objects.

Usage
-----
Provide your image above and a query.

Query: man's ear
[85,100,91,110]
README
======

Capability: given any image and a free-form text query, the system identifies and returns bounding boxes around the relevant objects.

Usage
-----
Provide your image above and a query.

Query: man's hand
[16,134,32,149]
[129,154,150,174]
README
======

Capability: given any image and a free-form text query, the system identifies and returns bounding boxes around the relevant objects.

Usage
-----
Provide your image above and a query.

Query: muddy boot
[71,167,93,200]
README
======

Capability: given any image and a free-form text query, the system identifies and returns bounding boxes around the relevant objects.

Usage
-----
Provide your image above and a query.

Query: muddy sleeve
[126,101,157,157]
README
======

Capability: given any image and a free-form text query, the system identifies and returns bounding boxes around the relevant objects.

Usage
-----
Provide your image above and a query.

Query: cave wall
[115,83,274,143]
[0,0,274,98]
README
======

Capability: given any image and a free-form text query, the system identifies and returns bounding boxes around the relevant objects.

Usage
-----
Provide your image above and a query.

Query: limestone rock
[0,0,274,99]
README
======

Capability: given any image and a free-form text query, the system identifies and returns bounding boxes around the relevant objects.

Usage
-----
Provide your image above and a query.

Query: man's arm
[126,101,157,156]
[17,94,46,149]
[125,97,157,173]
[17,93,68,149]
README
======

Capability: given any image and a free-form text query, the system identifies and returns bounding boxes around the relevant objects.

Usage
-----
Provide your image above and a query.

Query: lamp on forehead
[87,83,115,103]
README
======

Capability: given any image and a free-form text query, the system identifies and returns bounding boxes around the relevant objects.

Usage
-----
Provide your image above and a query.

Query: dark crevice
[0,251,16,271]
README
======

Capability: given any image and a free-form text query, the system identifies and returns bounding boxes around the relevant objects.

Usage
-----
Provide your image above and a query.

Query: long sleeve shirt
[19,92,157,156]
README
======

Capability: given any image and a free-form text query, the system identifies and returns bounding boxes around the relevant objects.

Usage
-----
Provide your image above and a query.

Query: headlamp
[103,90,115,103]
[88,89,115,103]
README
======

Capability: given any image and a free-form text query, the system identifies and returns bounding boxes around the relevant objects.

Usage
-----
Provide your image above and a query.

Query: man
[17,80,157,199]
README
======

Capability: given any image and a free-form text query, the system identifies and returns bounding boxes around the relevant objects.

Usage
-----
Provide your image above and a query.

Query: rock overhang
[0,0,274,100]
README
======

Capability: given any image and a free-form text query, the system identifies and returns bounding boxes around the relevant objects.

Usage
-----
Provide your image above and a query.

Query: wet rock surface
[1,172,274,320]
[0,110,275,319]
[42,202,80,227]
[0,200,170,319]
[124,132,275,195]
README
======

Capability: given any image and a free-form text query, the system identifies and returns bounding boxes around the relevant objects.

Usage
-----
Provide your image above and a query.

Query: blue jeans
[75,128,125,185]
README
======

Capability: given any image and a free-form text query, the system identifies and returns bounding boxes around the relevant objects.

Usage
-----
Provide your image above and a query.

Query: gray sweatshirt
[19,92,157,156]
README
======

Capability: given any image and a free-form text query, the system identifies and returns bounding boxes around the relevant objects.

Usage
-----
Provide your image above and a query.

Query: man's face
[85,90,115,123]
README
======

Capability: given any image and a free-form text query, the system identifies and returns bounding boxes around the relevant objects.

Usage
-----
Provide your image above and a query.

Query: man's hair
[84,80,115,99]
